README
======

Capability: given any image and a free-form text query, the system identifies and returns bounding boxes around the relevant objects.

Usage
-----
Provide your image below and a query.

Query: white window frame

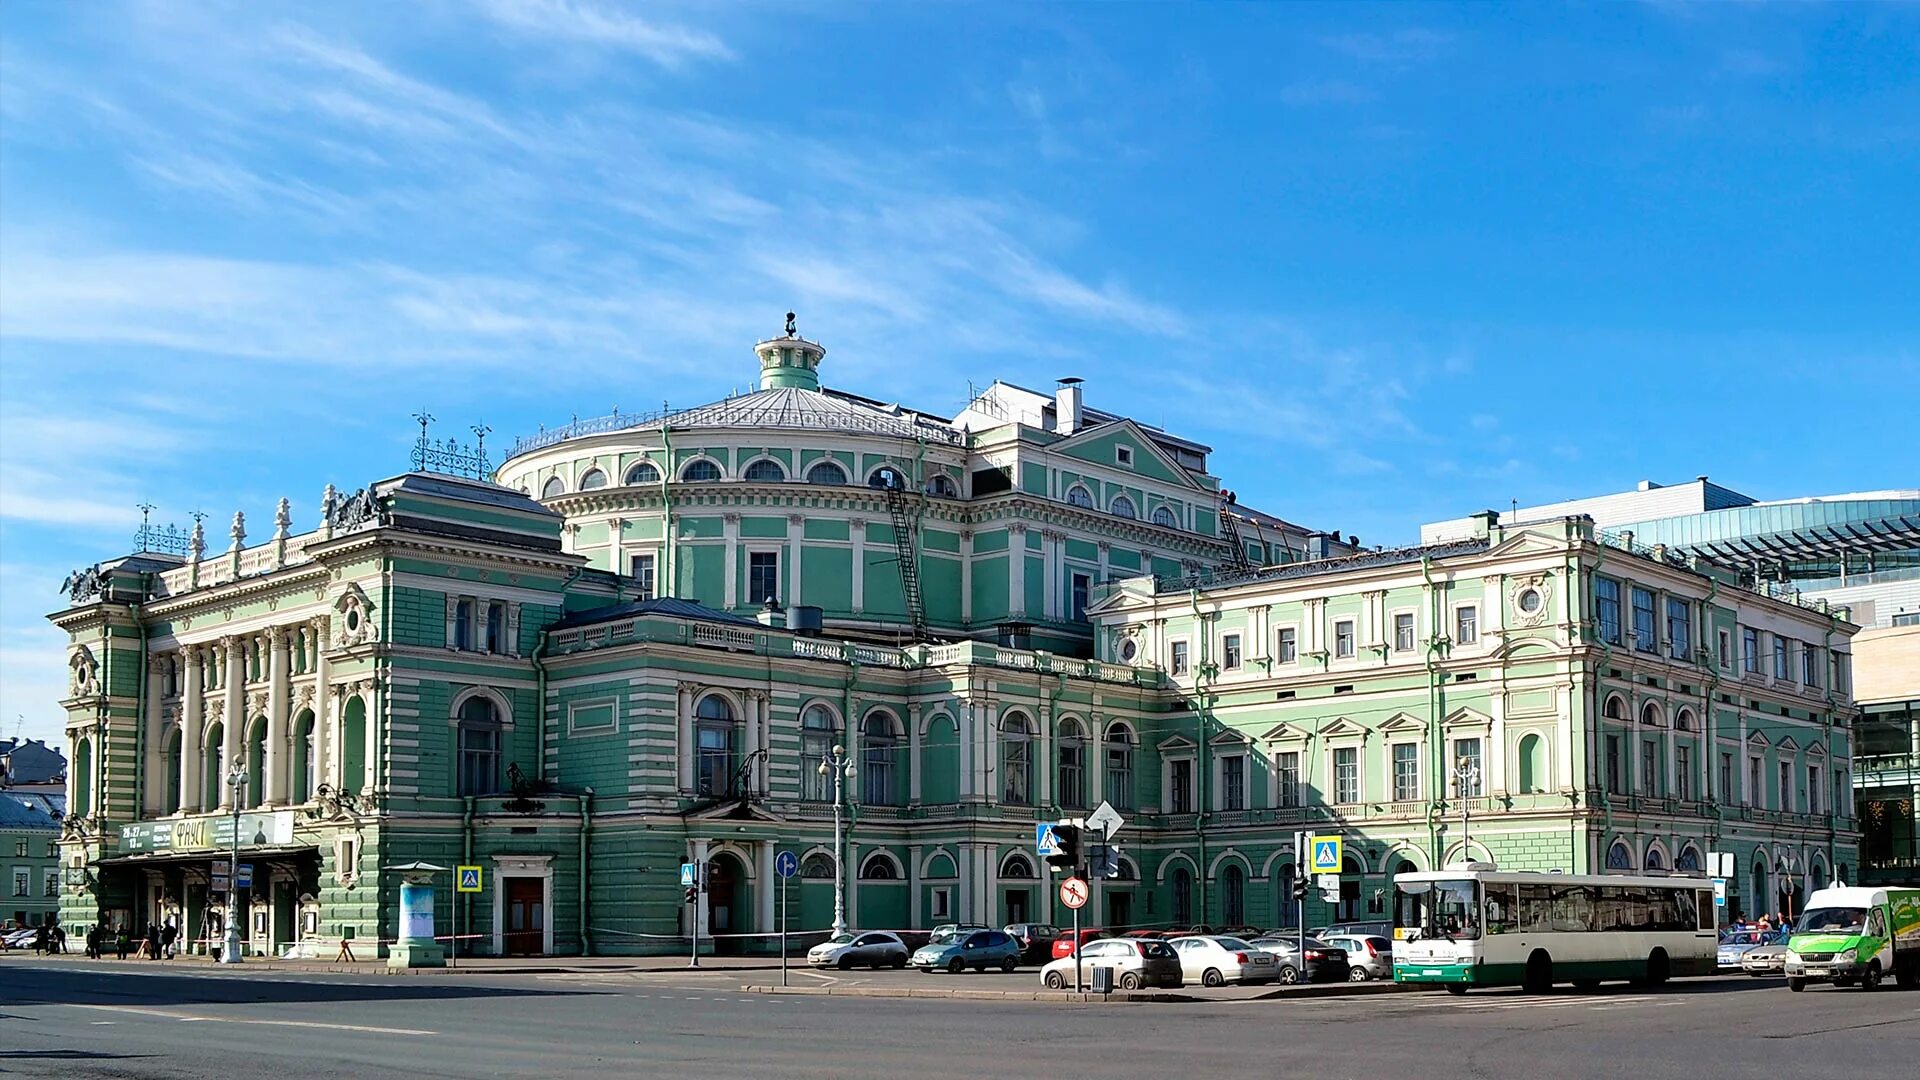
[1390,740,1421,802]
[930,886,951,920]
[1115,445,1135,467]
[1452,603,1478,647]
[1276,624,1298,665]
[1215,751,1248,812]
[1169,638,1191,677]
[1221,632,1243,671]
[1331,745,1362,806]
[1391,609,1417,654]
[629,549,659,600]
[1163,753,1197,814]
[1333,619,1356,660]
[744,546,782,606]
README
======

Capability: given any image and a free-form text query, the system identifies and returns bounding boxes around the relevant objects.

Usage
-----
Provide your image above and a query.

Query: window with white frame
[1749,756,1764,807]
[926,473,959,498]
[681,458,722,482]
[1221,754,1247,811]
[930,886,951,919]
[1152,505,1179,528]
[1743,626,1761,672]
[806,460,848,485]
[578,467,608,490]
[1774,636,1790,680]
[1718,629,1732,670]
[454,598,475,651]
[12,869,26,896]
[1391,742,1419,802]
[695,695,738,796]
[800,705,838,801]
[1720,752,1733,802]
[1807,764,1821,814]
[1105,722,1136,809]
[1057,718,1086,809]
[1276,627,1297,663]
[1168,757,1194,813]
[743,458,787,483]
[1333,747,1360,804]
[1394,613,1416,653]
[43,868,58,896]
[1666,597,1692,660]
[863,711,900,806]
[1276,750,1300,807]
[541,476,565,499]
[1779,759,1793,811]
[1452,737,1484,796]
[1455,605,1478,646]
[1641,740,1659,796]
[747,551,780,605]
[1802,643,1821,687]
[1115,445,1134,467]
[1070,572,1092,622]
[1595,578,1622,644]
[456,696,503,796]
[1170,640,1190,676]
[485,601,507,654]
[1606,734,1623,794]
[1110,495,1137,520]
[625,461,660,485]
[631,552,656,599]
[1000,712,1035,805]
[1631,587,1657,652]
[1066,485,1094,509]
[1676,744,1692,801]
[1334,620,1355,659]
[1222,633,1242,670]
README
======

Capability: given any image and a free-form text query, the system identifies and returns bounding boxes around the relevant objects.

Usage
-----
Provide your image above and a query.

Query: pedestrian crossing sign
[457,865,483,893]
[1309,835,1342,874]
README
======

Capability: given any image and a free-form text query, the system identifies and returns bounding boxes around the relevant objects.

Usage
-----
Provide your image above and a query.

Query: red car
[1050,928,1108,960]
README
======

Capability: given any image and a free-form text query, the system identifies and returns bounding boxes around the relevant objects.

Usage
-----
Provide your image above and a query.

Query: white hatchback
[1167,935,1279,987]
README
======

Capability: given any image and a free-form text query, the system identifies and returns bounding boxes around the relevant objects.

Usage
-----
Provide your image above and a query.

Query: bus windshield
[1396,879,1481,941]
[1797,907,1868,935]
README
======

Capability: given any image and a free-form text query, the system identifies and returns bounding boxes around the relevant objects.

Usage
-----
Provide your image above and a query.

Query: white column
[722,513,740,609]
[1088,713,1105,805]
[265,626,291,805]
[364,677,383,797]
[743,691,765,795]
[757,841,775,933]
[1042,529,1061,620]
[851,517,867,613]
[846,842,861,929]
[220,636,243,809]
[909,843,924,928]
[692,838,711,941]
[180,646,204,813]
[312,618,333,790]
[908,703,924,804]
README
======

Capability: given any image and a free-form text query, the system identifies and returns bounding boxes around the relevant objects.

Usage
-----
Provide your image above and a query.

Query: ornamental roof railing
[508,394,965,458]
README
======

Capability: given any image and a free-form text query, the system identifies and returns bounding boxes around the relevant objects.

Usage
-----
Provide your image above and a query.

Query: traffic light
[1045,824,1081,873]
[683,886,699,905]
[1291,875,1310,901]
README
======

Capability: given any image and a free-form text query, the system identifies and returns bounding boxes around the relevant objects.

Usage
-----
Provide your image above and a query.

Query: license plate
[1423,969,1442,976]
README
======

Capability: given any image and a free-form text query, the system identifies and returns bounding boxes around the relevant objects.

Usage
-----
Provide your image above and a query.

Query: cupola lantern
[754,312,826,391]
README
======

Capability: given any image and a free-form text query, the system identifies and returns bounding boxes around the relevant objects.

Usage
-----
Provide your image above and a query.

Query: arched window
[1606,841,1634,872]
[1151,505,1179,528]
[1000,711,1034,805]
[1104,721,1136,810]
[695,695,738,796]
[862,710,900,807]
[1640,701,1662,727]
[925,473,959,498]
[246,716,268,807]
[743,458,787,483]
[1171,866,1193,926]
[73,736,93,818]
[1110,495,1137,520]
[1675,846,1702,873]
[457,695,503,796]
[202,723,224,809]
[859,853,899,880]
[805,460,848,485]
[1222,863,1246,926]
[624,461,660,485]
[800,704,838,802]
[1057,718,1086,810]
[1000,854,1036,879]
[681,459,722,482]
[1675,709,1694,732]
[578,467,608,490]
[163,727,182,814]
[1066,485,1094,509]
[540,476,565,499]
[868,465,905,490]
[801,853,834,879]
[292,711,316,803]
[1274,864,1298,927]
[1604,695,1627,721]
[1517,733,1545,793]
[1646,846,1666,871]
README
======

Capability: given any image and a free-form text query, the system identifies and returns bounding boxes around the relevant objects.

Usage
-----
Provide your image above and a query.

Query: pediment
[1379,712,1426,735]
[1746,730,1770,747]
[1443,706,1493,730]
[685,799,789,823]
[1774,735,1800,753]
[1319,716,1369,740]
[1157,733,1197,753]
[1262,722,1311,744]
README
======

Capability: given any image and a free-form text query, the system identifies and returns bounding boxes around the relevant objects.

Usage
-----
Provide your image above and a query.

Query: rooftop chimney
[1055,378,1084,435]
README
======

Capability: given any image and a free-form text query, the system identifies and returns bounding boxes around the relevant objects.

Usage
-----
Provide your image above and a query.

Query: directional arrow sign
[775,850,799,879]
[1085,801,1127,841]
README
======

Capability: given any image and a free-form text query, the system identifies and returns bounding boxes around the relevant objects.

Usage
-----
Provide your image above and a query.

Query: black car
[1004,922,1062,962]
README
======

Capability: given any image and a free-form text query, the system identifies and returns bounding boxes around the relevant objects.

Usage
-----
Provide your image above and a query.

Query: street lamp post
[1453,759,1482,866]
[818,745,857,937]
[221,765,247,964]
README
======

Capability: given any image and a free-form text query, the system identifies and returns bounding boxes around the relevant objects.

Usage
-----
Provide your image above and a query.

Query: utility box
[1091,966,1114,995]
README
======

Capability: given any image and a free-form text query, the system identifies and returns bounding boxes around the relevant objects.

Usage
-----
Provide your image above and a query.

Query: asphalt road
[4,960,1917,1080]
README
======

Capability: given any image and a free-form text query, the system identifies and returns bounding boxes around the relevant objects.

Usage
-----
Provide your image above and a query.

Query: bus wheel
[1444,984,1468,996]
[1523,951,1554,994]
[1787,977,1807,993]
[1641,949,1670,987]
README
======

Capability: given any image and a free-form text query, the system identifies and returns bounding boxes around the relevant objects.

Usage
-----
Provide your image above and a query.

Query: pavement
[5,957,1917,1079]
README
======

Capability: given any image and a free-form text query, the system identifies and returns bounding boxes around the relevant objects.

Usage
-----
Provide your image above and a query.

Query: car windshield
[824,933,857,946]
[1214,937,1253,951]
[929,931,959,944]
[1797,907,1868,935]
[1721,929,1764,945]
[1395,879,1482,941]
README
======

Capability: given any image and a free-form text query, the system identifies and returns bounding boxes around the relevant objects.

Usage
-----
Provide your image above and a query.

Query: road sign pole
[1074,868,1083,994]
[1297,830,1306,979]
[781,872,789,988]
[690,865,701,969]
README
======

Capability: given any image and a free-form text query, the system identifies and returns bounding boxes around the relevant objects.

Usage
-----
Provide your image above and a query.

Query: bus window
[1484,882,1519,935]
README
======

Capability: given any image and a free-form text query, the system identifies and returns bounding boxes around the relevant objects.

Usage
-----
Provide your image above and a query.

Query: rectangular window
[1394,613,1416,653]
[458,724,501,796]
[1170,640,1190,676]
[43,869,58,897]
[1720,752,1734,802]
[1106,743,1135,810]
[485,601,507,654]
[1222,755,1246,811]
[631,552,656,600]
[1277,627,1297,663]
[1631,587,1657,653]
[1666,597,1691,661]
[1718,629,1732,670]
[1455,606,1478,646]
[1774,637,1790,680]
[1169,759,1193,814]
[1334,747,1360,804]
[1676,745,1691,802]
[13,870,28,897]
[1749,757,1763,807]
[1779,760,1793,812]
[1276,751,1300,808]
[1070,572,1091,622]
[1334,620,1355,659]
[454,598,475,651]
[1454,738,1484,796]
[930,887,951,920]
[1807,765,1821,814]
[747,551,780,605]
[1392,743,1419,802]
[1059,740,1085,809]
[1802,643,1820,687]
[1742,627,1760,673]
[1641,741,1659,796]
[1606,735,1623,794]
[1115,445,1134,467]
[12,842,23,858]
[1222,633,1242,670]
[1596,579,1622,645]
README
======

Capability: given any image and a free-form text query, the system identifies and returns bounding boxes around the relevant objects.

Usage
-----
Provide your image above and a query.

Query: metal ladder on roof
[1219,493,1255,572]
[882,481,929,643]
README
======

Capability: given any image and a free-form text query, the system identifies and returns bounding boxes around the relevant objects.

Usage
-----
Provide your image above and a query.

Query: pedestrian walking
[115,923,130,960]
[161,920,178,960]
[51,923,66,954]
[33,924,49,955]
[84,923,99,959]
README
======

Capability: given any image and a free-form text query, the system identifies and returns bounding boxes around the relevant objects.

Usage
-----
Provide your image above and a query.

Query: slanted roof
[0,795,59,829]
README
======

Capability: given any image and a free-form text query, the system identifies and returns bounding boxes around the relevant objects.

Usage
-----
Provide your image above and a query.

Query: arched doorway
[707,852,750,954]
[1340,857,1364,920]
[1171,866,1193,927]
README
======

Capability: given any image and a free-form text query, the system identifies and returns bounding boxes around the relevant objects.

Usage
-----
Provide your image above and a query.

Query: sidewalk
[4,948,791,977]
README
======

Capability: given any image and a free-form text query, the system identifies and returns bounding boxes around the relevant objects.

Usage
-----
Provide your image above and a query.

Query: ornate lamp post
[1453,758,1482,866]
[221,765,247,964]
[818,745,857,937]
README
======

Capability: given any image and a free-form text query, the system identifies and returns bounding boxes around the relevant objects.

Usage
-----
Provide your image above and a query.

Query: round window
[345,608,362,632]
[1119,638,1139,663]
[1518,588,1543,614]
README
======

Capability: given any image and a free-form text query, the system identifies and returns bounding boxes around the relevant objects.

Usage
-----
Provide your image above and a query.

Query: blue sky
[2,1,1916,746]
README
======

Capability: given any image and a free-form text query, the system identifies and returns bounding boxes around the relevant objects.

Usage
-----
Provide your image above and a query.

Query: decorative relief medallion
[1509,573,1552,628]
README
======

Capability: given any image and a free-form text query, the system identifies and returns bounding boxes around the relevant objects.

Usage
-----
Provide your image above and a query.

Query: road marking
[89,1021,116,1025]
[66,1004,437,1036]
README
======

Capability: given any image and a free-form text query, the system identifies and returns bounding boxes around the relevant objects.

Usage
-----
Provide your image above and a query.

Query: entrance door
[1106,891,1132,932]
[504,878,544,956]
[706,857,739,955]
[1005,888,1029,926]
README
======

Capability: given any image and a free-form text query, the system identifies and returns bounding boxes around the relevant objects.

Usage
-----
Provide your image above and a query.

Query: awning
[93,844,319,869]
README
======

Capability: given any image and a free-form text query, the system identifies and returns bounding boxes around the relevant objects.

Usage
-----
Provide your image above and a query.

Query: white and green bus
[1393,865,1718,993]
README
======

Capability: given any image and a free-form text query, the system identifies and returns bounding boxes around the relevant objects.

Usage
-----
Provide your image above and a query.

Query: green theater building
[49,325,1859,956]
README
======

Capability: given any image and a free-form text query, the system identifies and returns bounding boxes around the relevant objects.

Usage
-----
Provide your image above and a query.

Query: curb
[740,984,1202,1003]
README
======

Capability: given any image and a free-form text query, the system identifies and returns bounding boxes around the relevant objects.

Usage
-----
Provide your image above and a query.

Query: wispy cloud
[470,0,733,67]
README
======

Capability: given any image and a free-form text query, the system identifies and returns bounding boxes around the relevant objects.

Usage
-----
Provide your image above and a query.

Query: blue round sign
[775,850,800,879]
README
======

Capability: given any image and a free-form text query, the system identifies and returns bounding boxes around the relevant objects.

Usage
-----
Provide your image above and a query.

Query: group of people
[81,919,181,959]
[1726,912,1796,938]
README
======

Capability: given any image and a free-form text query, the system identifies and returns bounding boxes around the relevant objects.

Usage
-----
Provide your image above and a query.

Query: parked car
[1040,937,1184,991]
[1120,929,1172,941]
[1717,927,1780,969]
[1005,922,1062,962]
[1248,935,1352,984]
[1168,935,1280,987]
[3,927,39,949]
[911,928,1024,973]
[807,931,908,970]
[1051,927,1109,960]
[1324,933,1394,981]
[1322,920,1393,940]
[929,922,989,940]
[1740,943,1790,977]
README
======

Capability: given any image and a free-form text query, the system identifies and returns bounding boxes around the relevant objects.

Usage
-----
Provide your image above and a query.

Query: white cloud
[471,0,733,67]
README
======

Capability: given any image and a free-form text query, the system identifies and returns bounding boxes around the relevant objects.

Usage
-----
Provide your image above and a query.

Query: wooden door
[504,878,544,956]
